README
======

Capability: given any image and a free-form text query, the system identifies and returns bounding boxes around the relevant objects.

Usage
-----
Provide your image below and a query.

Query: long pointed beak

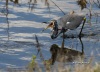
[41,26,49,32]
[41,23,54,32]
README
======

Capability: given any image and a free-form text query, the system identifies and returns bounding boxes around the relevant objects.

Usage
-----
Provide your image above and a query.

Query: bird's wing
[57,14,85,30]
[65,15,85,30]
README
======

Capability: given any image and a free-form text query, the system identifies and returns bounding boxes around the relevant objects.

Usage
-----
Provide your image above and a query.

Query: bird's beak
[42,22,54,32]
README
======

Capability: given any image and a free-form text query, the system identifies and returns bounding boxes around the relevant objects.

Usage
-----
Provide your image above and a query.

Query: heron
[43,11,86,39]
[49,44,84,64]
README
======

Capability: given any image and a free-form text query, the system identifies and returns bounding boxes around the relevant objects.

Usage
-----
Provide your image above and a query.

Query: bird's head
[43,20,59,39]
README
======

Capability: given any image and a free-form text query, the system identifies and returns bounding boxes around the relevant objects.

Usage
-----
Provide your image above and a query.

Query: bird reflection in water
[46,37,84,65]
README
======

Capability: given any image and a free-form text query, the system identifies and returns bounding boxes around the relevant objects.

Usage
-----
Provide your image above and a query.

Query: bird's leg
[61,27,67,38]
[61,32,65,49]
[78,37,84,61]
[79,18,86,38]
[61,28,68,45]
[59,27,66,55]
[79,37,84,54]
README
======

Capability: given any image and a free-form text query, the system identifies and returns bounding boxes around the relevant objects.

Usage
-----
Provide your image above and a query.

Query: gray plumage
[44,11,86,39]
[57,11,85,30]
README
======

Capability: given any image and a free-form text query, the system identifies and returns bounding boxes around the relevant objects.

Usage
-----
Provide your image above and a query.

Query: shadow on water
[45,37,84,65]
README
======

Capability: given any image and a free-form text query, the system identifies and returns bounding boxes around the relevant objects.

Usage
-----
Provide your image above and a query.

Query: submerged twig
[50,0,65,15]
[35,35,40,55]
[34,35,46,66]
[93,0,100,8]
[6,0,10,41]
[10,0,19,4]
[28,0,37,11]
[34,35,51,71]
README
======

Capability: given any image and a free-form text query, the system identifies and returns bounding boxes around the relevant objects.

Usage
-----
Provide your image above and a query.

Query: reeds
[25,35,100,72]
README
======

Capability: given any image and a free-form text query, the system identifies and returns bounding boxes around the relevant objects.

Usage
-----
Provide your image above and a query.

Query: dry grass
[1,61,99,72]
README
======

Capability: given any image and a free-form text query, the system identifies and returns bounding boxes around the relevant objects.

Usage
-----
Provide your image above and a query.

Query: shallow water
[0,0,100,71]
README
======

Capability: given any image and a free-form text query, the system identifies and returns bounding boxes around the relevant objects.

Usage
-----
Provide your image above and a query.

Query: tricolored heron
[43,11,86,39]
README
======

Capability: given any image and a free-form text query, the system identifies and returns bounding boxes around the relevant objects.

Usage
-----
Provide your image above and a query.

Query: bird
[43,11,86,39]
[45,44,84,65]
